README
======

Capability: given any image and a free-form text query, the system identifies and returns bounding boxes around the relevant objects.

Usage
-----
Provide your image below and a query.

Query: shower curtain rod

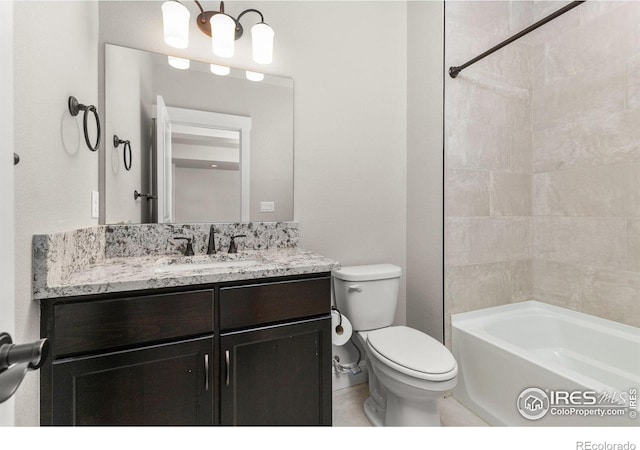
[449,0,586,78]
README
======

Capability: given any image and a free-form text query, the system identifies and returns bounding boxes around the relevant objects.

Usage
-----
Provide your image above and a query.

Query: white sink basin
[154,259,261,274]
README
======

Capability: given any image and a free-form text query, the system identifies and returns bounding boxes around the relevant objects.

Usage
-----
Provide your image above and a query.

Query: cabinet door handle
[204,354,209,392]
[225,350,230,387]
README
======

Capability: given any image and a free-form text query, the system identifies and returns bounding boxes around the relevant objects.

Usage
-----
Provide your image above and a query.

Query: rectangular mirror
[104,44,294,224]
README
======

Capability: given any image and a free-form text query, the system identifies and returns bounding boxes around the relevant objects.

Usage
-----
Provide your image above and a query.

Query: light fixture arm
[194,1,205,18]
[234,8,266,40]
[192,1,266,40]
[237,8,264,24]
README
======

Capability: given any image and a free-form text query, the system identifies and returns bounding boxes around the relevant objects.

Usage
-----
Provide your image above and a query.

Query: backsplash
[33,222,299,296]
[104,222,299,258]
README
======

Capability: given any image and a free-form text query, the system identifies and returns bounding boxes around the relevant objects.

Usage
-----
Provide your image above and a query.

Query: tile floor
[332,383,489,427]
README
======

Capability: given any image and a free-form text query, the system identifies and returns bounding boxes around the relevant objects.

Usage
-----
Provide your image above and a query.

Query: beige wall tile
[627,55,640,110]
[491,172,532,216]
[531,67,625,131]
[445,169,490,217]
[582,269,640,328]
[447,77,530,130]
[532,173,548,216]
[446,260,532,316]
[626,219,640,273]
[579,1,630,25]
[445,119,511,171]
[446,217,531,266]
[532,217,626,270]
[445,1,511,37]
[532,259,587,311]
[546,164,640,217]
[545,3,639,81]
[511,128,533,173]
[522,3,580,46]
[533,110,640,173]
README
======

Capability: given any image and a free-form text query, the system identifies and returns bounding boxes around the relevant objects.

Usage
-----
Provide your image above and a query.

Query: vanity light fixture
[210,63,230,76]
[161,1,274,65]
[245,70,264,82]
[168,55,190,69]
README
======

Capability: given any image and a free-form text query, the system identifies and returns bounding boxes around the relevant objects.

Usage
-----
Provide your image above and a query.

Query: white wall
[173,167,240,223]
[0,0,15,426]
[406,0,444,342]
[104,46,153,224]
[13,1,99,426]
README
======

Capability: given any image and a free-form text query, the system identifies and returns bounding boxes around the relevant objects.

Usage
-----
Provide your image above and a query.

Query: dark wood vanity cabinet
[40,274,332,426]
[40,289,216,426]
[50,336,214,425]
[219,278,332,425]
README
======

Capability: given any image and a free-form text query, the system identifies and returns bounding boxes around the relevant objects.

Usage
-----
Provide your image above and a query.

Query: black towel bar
[68,96,101,152]
[114,135,132,171]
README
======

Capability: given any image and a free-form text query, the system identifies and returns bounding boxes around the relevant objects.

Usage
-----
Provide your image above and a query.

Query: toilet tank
[332,264,401,331]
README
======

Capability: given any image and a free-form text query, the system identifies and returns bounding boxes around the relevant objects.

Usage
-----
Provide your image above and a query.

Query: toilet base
[363,397,384,427]
[363,393,442,427]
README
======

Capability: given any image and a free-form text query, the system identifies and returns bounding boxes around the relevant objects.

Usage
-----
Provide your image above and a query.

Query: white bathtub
[452,300,640,426]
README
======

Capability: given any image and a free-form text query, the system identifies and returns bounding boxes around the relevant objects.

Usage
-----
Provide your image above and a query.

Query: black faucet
[227,234,246,254]
[173,236,195,256]
[207,226,217,255]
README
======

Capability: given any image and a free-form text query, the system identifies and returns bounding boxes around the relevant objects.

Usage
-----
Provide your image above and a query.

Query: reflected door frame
[162,106,251,222]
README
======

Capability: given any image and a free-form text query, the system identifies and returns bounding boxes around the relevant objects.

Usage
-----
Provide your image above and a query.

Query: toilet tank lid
[332,264,401,281]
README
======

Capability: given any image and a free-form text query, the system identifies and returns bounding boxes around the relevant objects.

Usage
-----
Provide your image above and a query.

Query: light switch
[260,201,275,213]
[91,191,99,219]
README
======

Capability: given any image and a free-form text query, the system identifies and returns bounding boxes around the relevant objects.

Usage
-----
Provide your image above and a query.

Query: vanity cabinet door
[50,336,215,426]
[220,317,331,426]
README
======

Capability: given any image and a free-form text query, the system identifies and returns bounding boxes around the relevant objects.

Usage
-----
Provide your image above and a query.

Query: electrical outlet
[260,201,275,213]
[91,191,99,219]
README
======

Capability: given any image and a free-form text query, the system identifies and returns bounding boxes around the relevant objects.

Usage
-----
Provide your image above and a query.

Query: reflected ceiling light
[245,70,264,82]
[161,1,274,64]
[168,56,190,69]
[210,64,230,76]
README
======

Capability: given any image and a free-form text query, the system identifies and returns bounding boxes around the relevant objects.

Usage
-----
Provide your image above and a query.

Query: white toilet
[332,264,457,427]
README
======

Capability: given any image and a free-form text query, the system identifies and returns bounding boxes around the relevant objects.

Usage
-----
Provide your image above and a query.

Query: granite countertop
[34,248,340,300]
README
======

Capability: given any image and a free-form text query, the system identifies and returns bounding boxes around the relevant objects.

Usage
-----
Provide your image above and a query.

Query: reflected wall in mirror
[154,99,251,223]
[104,44,294,224]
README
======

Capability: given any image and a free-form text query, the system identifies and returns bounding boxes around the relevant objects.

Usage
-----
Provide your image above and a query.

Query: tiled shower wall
[531,1,640,327]
[445,1,640,345]
[444,1,533,345]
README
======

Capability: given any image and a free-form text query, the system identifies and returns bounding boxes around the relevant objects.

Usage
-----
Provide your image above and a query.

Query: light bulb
[251,22,274,64]
[246,71,264,82]
[210,64,230,76]
[211,13,235,58]
[161,1,190,49]
[168,56,190,70]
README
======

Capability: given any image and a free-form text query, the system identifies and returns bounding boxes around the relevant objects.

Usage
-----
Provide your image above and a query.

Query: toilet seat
[366,326,457,382]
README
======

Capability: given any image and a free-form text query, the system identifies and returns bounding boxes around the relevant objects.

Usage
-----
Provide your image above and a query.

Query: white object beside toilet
[332,264,457,426]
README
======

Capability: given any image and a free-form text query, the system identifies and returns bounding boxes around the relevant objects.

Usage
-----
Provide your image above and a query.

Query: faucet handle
[173,236,195,256]
[227,234,246,254]
[207,226,217,255]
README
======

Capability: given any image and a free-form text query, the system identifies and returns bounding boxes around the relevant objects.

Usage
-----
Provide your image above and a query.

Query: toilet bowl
[332,264,457,427]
